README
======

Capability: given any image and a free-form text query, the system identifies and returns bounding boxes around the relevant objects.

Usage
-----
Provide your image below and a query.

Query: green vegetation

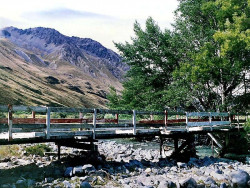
[0,145,20,159]
[108,0,249,112]
[25,144,52,156]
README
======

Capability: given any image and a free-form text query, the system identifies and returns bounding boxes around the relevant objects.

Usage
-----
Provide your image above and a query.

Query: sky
[0,0,179,52]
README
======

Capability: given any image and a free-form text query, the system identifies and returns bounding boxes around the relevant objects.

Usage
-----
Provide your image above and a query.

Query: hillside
[0,27,128,107]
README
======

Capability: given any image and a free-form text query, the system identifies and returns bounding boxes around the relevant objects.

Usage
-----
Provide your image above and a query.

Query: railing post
[229,112,232,128]
[8,104,13,141]
[32,111,36,119]
[185,112,188,132]
[133,110,136,135]
[115,113,119,124]
[209,112,212,131]
[164,110,168,130]
[237,112,240,131]
[93,109,97,139]
[46,107,51,139]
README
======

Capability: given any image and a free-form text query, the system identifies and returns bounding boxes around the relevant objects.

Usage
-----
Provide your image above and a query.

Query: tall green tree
[108,0,249,112]
[111,17,179,111]
[174,0,249,111]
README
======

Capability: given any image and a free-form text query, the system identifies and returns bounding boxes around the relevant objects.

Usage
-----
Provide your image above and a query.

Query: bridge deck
[0,105,247,145]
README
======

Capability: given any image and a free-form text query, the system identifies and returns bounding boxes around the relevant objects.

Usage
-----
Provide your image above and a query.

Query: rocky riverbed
[0,140,249,188]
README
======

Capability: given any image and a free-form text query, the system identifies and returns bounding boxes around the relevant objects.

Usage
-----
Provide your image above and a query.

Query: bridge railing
[0,105,248,141]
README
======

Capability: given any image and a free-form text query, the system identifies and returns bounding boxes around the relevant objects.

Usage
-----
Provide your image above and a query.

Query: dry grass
[0,145,21,160]
[0,38,123,108]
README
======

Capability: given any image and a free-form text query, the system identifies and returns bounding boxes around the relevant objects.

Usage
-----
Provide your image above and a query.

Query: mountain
[0,27,128,107]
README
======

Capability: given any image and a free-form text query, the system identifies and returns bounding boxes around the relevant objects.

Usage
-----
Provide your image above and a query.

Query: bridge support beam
[58,143,61,160]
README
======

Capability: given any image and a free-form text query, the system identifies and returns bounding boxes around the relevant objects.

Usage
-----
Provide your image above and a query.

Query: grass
[25,144,52,157]
[0,145,21,160]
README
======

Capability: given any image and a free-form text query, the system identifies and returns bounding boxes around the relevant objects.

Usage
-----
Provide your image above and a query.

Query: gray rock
[230,170,249,187]
[16,179,26,188]
[74,165,84,175]
[204,177,216,185]
[220,182,227,188]
[210,171,225,181]
[179,177,197,188]
[64,167,74,177]
[45,177,54,183]
[82,164,96,174]
[63,180,72,188]
[177,162,187,168]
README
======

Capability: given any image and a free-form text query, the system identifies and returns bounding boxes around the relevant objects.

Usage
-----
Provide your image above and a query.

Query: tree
[173,0,249,111]
[108,0,249,112]
[111,17,179,111]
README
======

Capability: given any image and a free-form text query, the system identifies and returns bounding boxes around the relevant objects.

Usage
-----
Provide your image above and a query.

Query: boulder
[177,162,187,168]
[64,167,74,177]
[82,164,96,175]
[179,177,197,188]
[230,170,249,187]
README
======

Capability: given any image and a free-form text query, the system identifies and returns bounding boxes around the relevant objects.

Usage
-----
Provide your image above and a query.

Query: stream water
[107,138,215,158]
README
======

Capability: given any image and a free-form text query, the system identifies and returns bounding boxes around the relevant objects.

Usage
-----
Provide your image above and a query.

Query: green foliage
[25,144,52,156]
[108,0,249,112]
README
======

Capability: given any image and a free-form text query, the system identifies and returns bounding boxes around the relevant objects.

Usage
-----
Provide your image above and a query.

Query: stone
[230,170,249,187]
[204,177,216,185]
[74,166,84,175]
[177,162,187,168]
[145,168,152,173]
[45,177,54,183]
[179,177,197,188]
[64,167,74,177]
[82,164,96,175]
[16,179,26,187]
[210,171,225,181]
[63,180,72,188]
[220,182,227,188]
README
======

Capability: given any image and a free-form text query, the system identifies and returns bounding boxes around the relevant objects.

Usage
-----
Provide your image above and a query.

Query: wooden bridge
[0,105,248,159]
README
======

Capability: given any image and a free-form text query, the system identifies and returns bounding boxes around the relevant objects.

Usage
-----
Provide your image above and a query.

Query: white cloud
[0,0,179,51]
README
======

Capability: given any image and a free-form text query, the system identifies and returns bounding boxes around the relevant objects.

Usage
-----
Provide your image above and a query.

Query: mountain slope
[0,27,128,107]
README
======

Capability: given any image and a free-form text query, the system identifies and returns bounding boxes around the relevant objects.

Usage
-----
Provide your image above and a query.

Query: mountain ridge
[0,26,127,107]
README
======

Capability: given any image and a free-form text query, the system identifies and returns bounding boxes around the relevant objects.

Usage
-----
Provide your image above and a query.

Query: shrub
[25,144,52,156]
[0,145,20,159]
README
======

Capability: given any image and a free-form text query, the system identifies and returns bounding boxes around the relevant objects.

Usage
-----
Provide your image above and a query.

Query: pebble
[1,141,249,188]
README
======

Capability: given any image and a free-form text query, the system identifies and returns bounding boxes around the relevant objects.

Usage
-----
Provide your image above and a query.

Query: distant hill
[0,27,128,107]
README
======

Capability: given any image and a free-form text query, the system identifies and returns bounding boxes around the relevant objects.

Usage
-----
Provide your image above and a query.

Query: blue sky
[0,0,179,51]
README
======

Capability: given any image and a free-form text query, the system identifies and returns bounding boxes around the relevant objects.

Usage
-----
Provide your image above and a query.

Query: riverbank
[0,140,249,187]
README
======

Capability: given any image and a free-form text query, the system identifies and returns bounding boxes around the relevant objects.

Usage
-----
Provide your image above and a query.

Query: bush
[0,145,20,159]
[25,144,52,156]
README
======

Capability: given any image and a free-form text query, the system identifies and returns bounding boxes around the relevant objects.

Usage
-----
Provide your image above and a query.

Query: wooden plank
[11,129,44,133]
[133,110,136,135]
[0,119,8,124]
[210,112,228,117]
[8,105,13,141]
[12,106,47,112]
[0,128,8,132]
[165,110,168,127]
[50,107,94,113]
[93,109,97,139]
[46,107,51,139]
[51,124,92,129]
[137,124,163,128]
[96,123,132,128]
[0,105,8,112]
[207,133,223,149]
[12,124,46,129]
[187,121,230,127]
[187,112,210,117]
